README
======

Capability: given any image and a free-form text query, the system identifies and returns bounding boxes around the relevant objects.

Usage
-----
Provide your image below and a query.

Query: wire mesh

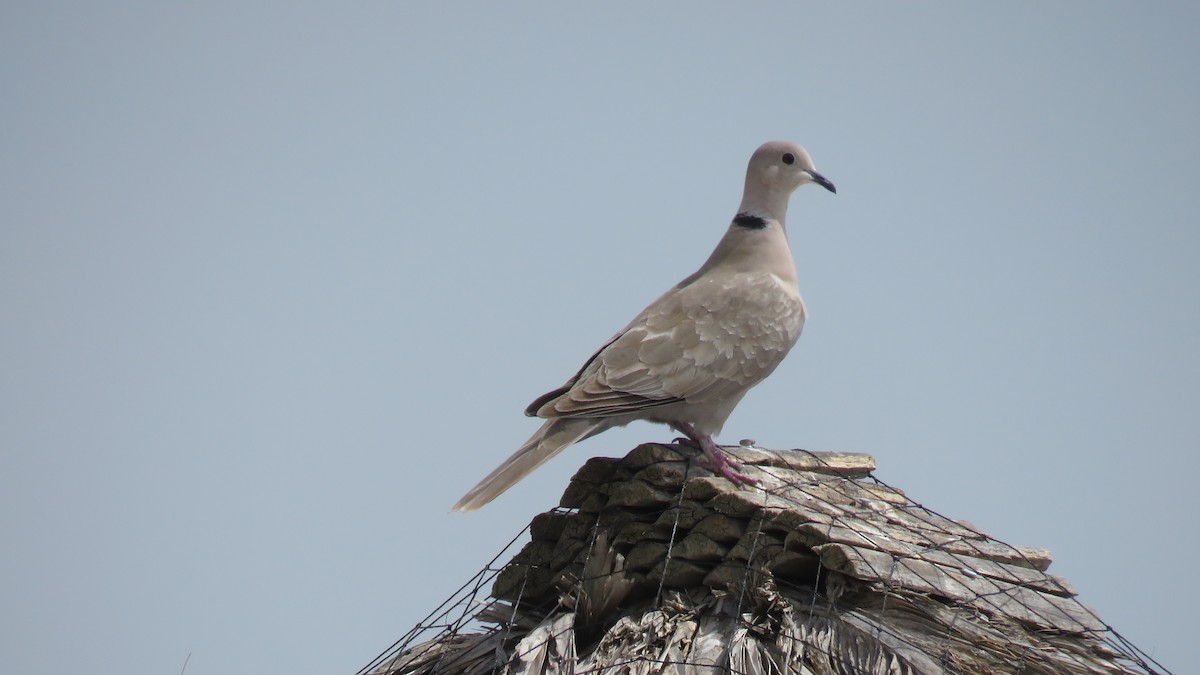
[358,445,1170,675]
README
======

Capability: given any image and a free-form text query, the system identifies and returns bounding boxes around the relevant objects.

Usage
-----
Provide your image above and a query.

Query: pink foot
[671,423,758,485]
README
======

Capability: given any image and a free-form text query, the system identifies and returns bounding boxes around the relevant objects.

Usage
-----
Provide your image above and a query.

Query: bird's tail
[452,417,605,512]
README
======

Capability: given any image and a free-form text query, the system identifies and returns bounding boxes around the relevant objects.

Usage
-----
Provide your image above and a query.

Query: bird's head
[739,140,835,223]
[751,141,836,195]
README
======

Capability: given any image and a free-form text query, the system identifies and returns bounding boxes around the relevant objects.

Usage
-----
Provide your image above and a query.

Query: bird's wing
[528,271,805,419]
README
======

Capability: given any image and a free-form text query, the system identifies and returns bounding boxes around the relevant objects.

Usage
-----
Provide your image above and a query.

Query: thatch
[363,444,1164,674]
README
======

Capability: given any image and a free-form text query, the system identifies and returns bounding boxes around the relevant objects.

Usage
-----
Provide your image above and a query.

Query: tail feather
[451,418,605,512]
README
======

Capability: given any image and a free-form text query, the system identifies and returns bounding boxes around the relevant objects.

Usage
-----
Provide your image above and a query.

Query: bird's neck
[692,216,797,283]
[738,178,792,223]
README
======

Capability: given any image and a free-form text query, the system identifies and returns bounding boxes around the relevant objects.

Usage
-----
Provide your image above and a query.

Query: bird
[452,141,835,512]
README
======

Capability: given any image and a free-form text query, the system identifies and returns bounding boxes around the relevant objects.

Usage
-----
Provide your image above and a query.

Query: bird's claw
[696,449,758,486]
[669,423,757,485]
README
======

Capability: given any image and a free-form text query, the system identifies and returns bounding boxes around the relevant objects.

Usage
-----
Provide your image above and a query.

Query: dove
[452,141,835,512]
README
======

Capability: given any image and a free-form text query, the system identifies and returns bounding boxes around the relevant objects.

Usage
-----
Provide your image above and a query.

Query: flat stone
[651,501,711,532]
[530,510,572,542]
[606,479,675,508]
[681,476,727,501]
[722,447,876,477]
[633,461,707,489]
[651,558,711,588]
[672,532,729,563]
[622,443,688,469]
[612,519,672,548]
[706,489,796,518]
[768,549,820,581]
[624,541,669,571]
[691,514,749,544]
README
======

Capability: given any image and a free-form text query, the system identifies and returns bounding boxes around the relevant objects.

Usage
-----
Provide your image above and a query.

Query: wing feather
[529,272,805,420]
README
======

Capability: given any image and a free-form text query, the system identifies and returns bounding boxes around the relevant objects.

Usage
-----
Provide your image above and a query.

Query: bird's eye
[782,153,795,165]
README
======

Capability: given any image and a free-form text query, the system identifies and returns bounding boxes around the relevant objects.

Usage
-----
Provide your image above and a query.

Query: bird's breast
[678,271,805,364]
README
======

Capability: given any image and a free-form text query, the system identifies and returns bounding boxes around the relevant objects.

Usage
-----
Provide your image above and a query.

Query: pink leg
[671,423,758,485]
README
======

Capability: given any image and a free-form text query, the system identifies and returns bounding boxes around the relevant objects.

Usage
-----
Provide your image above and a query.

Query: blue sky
[2,3,1196,673]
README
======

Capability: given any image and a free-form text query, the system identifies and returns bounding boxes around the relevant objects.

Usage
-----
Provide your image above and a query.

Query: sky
[2,3,1197,674]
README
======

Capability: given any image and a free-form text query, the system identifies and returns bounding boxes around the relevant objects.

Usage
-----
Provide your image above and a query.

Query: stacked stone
[374,444,1157,675]
[492,443,878,608]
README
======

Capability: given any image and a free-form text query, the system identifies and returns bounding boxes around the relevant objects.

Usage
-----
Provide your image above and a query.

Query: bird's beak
[807,170,836,194]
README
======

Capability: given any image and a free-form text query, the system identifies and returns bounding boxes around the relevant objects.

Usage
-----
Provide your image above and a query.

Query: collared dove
[453,141,835,512]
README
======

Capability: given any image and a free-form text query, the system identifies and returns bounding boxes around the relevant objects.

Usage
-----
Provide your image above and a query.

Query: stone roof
[364,444,1165,674]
